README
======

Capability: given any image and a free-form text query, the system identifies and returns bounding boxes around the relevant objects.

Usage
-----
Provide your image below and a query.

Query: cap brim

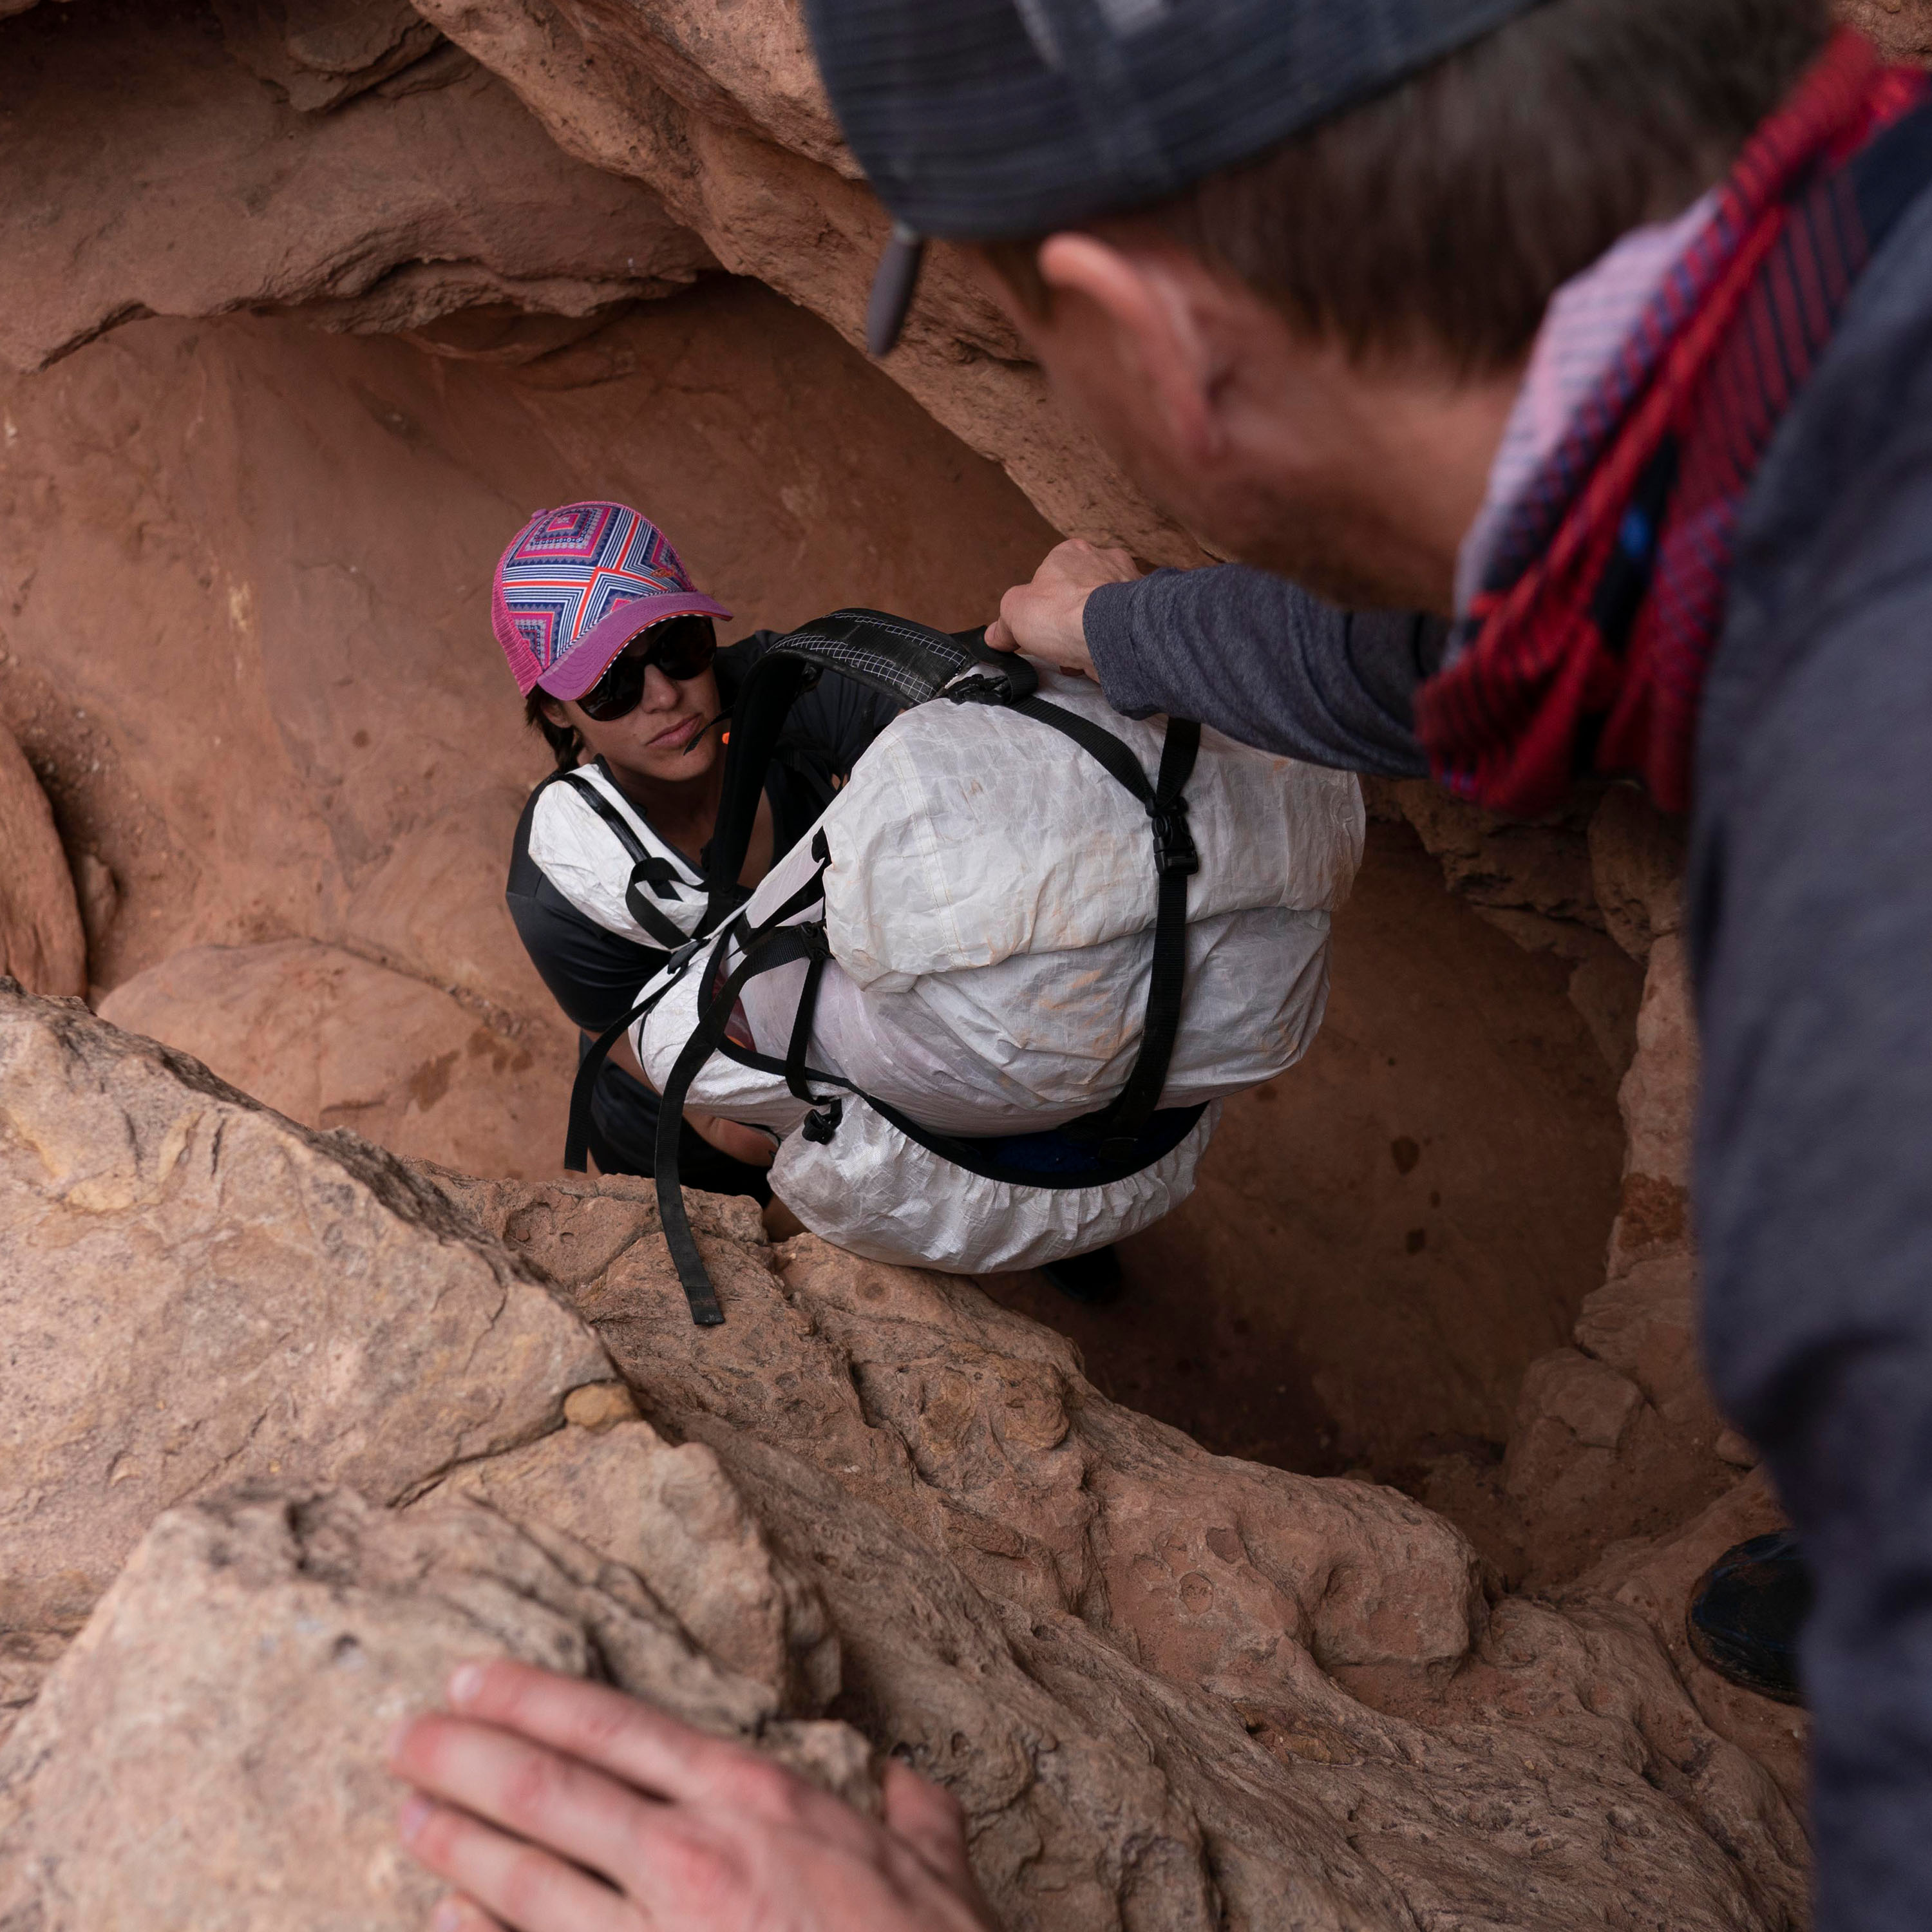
[535,591,734,701]
[866,229,926,356]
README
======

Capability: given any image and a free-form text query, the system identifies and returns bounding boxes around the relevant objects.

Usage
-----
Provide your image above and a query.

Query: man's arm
[988,540,1443,775]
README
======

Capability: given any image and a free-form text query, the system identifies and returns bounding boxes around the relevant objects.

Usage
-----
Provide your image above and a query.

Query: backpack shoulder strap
[700,609,1001,927]
[948,682,1201,1159]
[553,764,695,950]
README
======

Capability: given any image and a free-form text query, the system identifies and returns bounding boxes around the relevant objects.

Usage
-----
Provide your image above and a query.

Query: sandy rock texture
[0,728,84,999]
[0,985,608,1647]
[0,987,1808,1928]
[408,0,1197,560]
[1,0,1188,560]
[99,938,557,1180]
[0,281,1056,1173]
[0,1488,871,1931]
[1,0,714,371]
[1839,0,1932,60]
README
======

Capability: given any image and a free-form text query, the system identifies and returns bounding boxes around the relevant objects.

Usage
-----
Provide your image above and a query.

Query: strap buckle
[660,934,705,981]
[1148,798,1198,877]
[942,656,1039,706]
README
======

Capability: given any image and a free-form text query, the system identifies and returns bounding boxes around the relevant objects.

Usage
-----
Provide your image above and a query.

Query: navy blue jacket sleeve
[1083,564,1443,775]
[1686,178,1932,1932]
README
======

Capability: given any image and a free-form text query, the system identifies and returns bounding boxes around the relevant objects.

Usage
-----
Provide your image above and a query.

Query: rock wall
[0,1,1837,1917]
[0,987,1809,1929]
[0,286,1057,1175]
[0,726,84,999]
[0,0,1634,1499]
[1,0,1189,560]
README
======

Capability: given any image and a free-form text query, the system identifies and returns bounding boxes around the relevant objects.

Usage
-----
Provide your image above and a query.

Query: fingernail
[448,1662,486,1709]
[384,1717,413,1765]
[431,1900,466,1932]
[398,1794,433,1843]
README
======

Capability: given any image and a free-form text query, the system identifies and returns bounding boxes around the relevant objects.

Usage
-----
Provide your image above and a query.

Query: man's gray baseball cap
[804,0,1549,352]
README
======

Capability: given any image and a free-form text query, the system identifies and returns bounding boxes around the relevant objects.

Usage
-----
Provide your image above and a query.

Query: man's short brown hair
[987,0,1831,373]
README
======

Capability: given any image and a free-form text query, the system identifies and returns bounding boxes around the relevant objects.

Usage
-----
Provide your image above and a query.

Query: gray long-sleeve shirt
[1079,179,1932,1932]
[1085,569,1442,778]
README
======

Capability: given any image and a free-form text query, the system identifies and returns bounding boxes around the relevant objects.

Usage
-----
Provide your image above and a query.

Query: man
[391,2,1932,1926]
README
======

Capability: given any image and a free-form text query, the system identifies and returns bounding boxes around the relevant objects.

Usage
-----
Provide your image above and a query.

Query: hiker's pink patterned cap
[491,501,732,701]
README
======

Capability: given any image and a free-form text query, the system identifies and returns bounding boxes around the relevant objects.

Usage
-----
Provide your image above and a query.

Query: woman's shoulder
[716,625,898,773]
[512,766,704,945]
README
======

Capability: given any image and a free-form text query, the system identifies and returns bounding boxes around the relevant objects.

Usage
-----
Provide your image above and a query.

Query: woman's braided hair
[525,689,583,773]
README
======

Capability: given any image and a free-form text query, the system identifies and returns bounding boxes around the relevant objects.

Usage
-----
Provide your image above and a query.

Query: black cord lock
[802,1097,844,1143]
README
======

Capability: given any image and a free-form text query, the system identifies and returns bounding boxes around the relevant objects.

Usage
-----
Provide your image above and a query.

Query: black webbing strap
[563,952,692,1174]
[784,939,833,1103]
[864,1090,1207,1189]
[1002,699,1201,1158]
[556,768,696,951]
[654,853,837,1322]
[701,658,815,936]
[699,613,1002,930]
[562,838,835,1180]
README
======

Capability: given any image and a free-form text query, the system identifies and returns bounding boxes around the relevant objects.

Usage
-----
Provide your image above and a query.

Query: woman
[494,500,896,1198]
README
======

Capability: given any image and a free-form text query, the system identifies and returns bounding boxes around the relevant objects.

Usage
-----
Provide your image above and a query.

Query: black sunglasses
[577,615,719,721]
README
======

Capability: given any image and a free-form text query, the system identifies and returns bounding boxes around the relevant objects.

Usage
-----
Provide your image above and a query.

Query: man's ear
[1035,232,1229,462]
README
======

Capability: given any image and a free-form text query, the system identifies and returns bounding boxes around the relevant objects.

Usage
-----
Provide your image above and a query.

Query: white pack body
[633,663,1362,1273]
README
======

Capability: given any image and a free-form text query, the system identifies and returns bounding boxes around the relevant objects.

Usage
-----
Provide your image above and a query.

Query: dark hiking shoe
[1039,1245,1124,1306]
[1686,1530,1811,1705]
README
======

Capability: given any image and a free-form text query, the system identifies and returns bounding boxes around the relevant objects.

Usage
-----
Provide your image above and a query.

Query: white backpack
[569,612,1362,1323]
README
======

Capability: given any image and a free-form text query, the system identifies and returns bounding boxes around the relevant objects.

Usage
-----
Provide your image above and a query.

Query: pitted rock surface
[438,1166,1812,1929]
[0,990,1810,1926]
[0,1488,873,1931]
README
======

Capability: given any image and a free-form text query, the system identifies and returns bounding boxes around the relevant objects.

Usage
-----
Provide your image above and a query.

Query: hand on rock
[983,538,1142,679]
[390,1660,1001,1932]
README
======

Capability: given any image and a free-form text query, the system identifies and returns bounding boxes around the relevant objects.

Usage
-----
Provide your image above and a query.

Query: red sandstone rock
[1578,1468,1811,1812]
[0,996,1810,1925]
[426,1414,843,1711]
[0,1488,874,1931]
[411,0,1202,560]
[1841,0,1932,60]
[0,986,610,1644]
[0,728,84,998]
[214,0,443,111]
[0,2,714,371]
[438,1163,1810,1929]
[0,0,1191,559]
[99,938,569,1178]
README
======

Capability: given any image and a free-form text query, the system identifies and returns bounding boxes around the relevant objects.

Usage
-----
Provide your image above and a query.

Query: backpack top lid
[800,661,1364,990]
